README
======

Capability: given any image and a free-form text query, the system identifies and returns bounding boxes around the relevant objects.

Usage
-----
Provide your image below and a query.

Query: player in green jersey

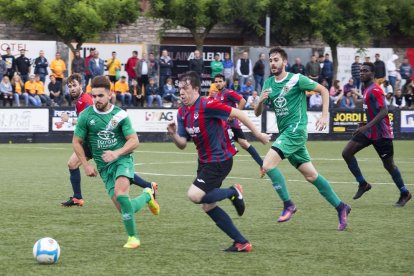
[73,76,160,248]
[254,47,351,231]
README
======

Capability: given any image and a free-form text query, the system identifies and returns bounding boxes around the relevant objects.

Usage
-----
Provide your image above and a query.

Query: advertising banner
[0,109,49,132]
[266,111,329,134]
[239,110,262,133]
[331,110,394,134]
[128,109,177,132]
[51,107,77,131]
[400,110,414,133]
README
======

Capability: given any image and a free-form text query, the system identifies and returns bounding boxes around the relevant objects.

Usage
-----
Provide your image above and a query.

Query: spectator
[188,50,204,78]
[125,50,139,85]
[392,89,406,109]
[148,52,159,85]
[162,77,179,107]
[236,51,252,85]
[290,57,306,75]
[71,50,85,86]
[0,56,6,82]
[88,50,105,78]
[135,53,150,94]
[404,86,413,109]
[240,78,254,101]
[330,80,343,108]
[381,80,394,95]
[365,56,371,63]
[35,75,51,106]
[114,76,131,107]
[210,53,223,79]
[15,49,31,83]
[208,83,218,97]
[343,78,362,103]
[159,49,173,89]
[2,47,16,80]
[50,52,66,84]
[11,74,28,107]
[321,53,333,89]
[106,51,121,83]
[385,92,394,108]
[399,57,413,89]
[34,50,49,83]
[246,90,259,109]
[84,48,95,86]
[318,54,325,82]
[222,52,234,88]
[24,75,41,107]
[374,53,386,85]
[340,90,355,109]
[351,55,362,90]
[145,77,162,107]
[0,76,13,106]
[130,79,144,107]
[230,78,241,93]
[48,75,63,106]
[305,55,320,83]
[330,80,342,97]
[253,53,265,92]
[387,54,399,90]
[309,91,322,109]
[63,79,72,106]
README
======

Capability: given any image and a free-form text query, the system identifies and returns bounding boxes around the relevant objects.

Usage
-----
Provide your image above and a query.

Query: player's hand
[84,164,98,177]
[167,122,177,136]
[61,112,69,123]
[257,132,272,144]
[102,150,119,163]
[315,116,328,131]
[353,125,368,137]
[259,89,271,104]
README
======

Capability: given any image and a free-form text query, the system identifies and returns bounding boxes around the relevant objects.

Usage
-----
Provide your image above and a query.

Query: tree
[0,0,140,53]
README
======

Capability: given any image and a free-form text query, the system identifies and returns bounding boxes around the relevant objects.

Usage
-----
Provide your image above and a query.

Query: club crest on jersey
[194,112,199,120]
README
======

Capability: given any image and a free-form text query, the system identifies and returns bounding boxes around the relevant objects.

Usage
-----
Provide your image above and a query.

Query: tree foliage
[0,0,140,53]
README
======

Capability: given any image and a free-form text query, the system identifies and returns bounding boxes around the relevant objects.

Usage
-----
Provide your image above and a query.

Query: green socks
[130,191,151,213]
[116,195,137,237]
[267,167,290,202]
[312,175,341,207]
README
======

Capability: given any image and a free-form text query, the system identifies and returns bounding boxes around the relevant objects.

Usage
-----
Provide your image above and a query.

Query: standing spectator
[246,90,259,109]
[305,55,321,83]
[135,53,150,93]
[340,90,356,109]
[387,54,399,90]
[0,55,7,83]
[148,52,159,85]
[34,50,49,83]
[318,54,325,82]
[309,91,322,109]
[11,74,28,107]
[130,79,144,107]
[210,53,223,79]
[240,78,254,101]
[374,53,386,85]
[15,49,31,83]
[351,55,362,90]
[84,48,95,86]
[24,75,41,107]
[71,50,85,86]
[125,50,139,86]
[50,52,66,84]
[35,75,51,106]
[399,57,413,89]
[2,47,16,80]
[290,57,306,75]
[253,53,266,92]
[106,51,121,84]
[88,50,105,79]
[48,75,63,106]
[159,49,173,88]
[222,52,234,88]
[392,89,406,109]
[162,77,179,107]
[188,50,204,78]
[145,77,162,107]
[114,76,132,107]
[0,76,13,106]
[236,51,252,85]
[321,53,333,89]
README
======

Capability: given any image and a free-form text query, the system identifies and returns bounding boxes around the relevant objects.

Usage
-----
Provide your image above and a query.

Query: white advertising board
[239,110,262,132]
[266,111,329,134]
[128,109,177,132]
[0,109,49,132]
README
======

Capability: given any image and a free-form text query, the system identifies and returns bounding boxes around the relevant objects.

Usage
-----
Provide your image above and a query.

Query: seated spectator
[11,74,29,107]
[35,75,51,106]
[246,91,260,109]
[343,78,362,106]
[329,80,341,97]
[380,80,393,95]
[104,75,117,104]
[340,90,355,109]
[114,76,132,107]
[162,77,179,107]
[402,79,413,95]
[145,77,162,107]
[130,79,144,107]
[63,80,72,106]
[329,80,343,108]
[209,83,218,97]
[385,92,394,108]
[320,78,329,90]
[309,91,322,109]
[24,75,41,107]
[392,89,406,109]
[404,87,413,109]
[0,76,13,106]
[240,78,254,100]
[48,75,63,106]
[230,79,241,93]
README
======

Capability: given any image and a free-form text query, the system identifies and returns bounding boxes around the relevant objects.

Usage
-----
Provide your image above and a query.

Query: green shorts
[99,158,135,198]
[272,129,311,168]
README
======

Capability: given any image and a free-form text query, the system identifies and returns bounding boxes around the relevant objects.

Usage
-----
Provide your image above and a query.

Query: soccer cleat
[61,197,85,207]
[230,184,245,216]
[260,167,266,178]
[123,236,140,249]
[144,188,160,215]
[337,203,351,231]
[224,242,252,252]
[393,192,412,207]
[151,182,158,199]
[277,204,297,223]
[353,182,372,200]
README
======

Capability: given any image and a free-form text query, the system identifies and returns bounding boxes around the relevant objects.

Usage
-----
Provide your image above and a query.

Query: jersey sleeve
[177,109,190,139]
[372,86,386,108]
[74,109,88,140]
[226,90,243,104]
[204,99,232,120]
[121,116,136,137]
[298,74,318,91]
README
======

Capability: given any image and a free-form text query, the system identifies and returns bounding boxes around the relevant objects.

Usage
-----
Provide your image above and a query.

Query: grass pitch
[0,141,413,275]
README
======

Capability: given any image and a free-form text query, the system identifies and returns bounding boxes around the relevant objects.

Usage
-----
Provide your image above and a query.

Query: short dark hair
[67,73,82,84]
[91,76,111,90]
[214,74,225,81]
[269,47,288,61]
[179,71,200,90]
[133,51,138,55]
[112,51,116,54]
[362,62,375,73]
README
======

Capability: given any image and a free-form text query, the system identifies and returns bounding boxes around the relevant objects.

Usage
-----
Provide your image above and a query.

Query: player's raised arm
[254,88,270,117]
[167,122,187,149]
[230,108,270,144]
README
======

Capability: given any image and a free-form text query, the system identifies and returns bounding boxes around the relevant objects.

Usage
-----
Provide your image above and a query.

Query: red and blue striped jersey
[75,93,93,116]
[177,96,237,163]
[213,89,243,129]
[363,83,393,140]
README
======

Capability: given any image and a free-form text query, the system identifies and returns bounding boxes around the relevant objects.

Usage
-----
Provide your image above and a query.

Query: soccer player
[212,74,263,169]
[61,73,157,207]
[342,62,412,207]
[73,76,160,249]
[167,71,270,252]
[255,47,351,231]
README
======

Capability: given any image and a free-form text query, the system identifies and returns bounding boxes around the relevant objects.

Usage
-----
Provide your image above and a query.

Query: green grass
[0,141,413,275]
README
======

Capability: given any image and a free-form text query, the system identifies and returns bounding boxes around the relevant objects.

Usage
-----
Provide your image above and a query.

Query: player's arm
[167,122,187,149]
[238,97,246,110]
[73,135,98,177]
[254,88,270,117]
[230,108,270,144]
[355,106,388,136]
[102,133,139,163]
[313,83,330,131]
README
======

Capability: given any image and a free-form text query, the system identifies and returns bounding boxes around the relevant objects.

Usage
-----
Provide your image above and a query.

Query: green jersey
[263,73,317,133]
[74,105,136,171]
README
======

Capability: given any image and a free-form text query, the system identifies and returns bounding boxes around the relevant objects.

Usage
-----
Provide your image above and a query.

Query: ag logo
[274,97,287,108]
[98,130,115,140]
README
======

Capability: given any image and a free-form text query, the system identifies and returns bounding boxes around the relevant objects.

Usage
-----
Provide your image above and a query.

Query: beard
[95,101,109,111]
[272,66,283,76]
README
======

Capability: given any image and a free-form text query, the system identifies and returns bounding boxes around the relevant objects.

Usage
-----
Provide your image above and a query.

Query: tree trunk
[330,43,338,82]
[65,40,84,55]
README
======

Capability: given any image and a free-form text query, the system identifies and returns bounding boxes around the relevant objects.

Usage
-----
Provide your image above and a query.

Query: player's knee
[67,160,78,170]
[262,162,273,172]
[341,150,350,161]
[202,203,216,212]
[239,140,249,149]
[305,174,318,183]
[187,191,202,203]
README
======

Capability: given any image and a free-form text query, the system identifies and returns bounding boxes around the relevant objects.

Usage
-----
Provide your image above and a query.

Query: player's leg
[342,135,372,199]
[233,128,263,167]
[61,152,84,207]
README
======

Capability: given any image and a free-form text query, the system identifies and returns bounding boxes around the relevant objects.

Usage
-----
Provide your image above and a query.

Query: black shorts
[193,158,233,193]
[352,133,394,160]
[83,143,93,159]
[231,127,246,140]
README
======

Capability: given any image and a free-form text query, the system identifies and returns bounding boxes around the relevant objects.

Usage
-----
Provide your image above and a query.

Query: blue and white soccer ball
[33,237,60,264]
